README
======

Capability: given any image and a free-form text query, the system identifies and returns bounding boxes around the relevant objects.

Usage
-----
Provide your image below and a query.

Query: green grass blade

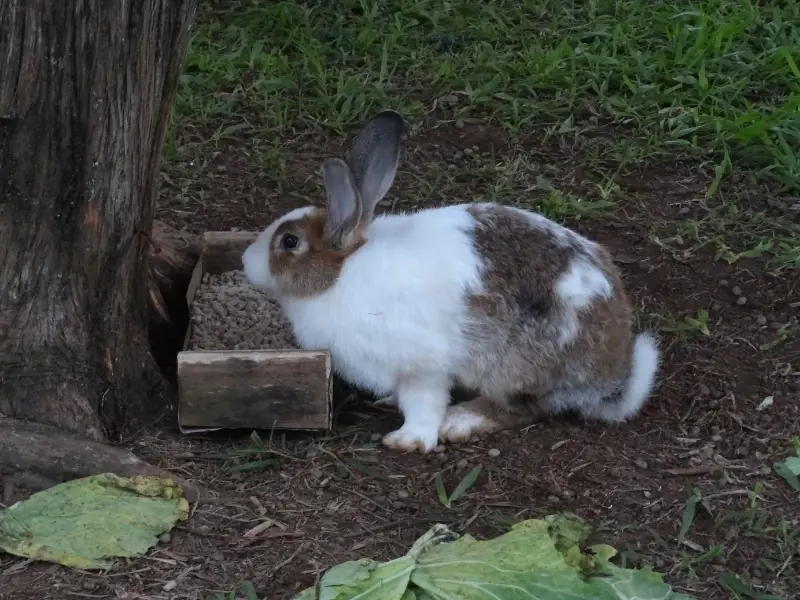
[448,465,483,503]
[434,474,451,508]
[678,488,703,544]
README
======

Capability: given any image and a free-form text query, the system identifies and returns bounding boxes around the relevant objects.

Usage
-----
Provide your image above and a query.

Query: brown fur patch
[459,204,634,412]
[268,210,367,298]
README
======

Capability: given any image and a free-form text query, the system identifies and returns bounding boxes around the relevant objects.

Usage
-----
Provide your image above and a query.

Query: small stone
[711,303,722,312]
[678,206,690,215]
[455,119,465,129]
[216,165,227,174]
[610,467,622,477]
[487,448,501,458]
[158,532,171,544]
[710,425,721,434]
[731,286,742,296]
[163,581,177,592]
[433,445,446,454]
[547,495,560,503]
[635,459,649,469]
[391,500,405,510]
[711,434,722,442]
[211,551,224,562]
[719,279,729,287]
[397,489,409,499]
[756,316,767,326]
[643,490,652,499]
[758,466,771,476]
[456,458,469,469]
[736,296,747,306]
[649,502,662,513]
[464,148,474,156]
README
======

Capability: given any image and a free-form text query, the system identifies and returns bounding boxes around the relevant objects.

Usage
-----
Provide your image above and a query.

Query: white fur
[439,405,493,442]
[383,374,451,452]
[242,206,316,293]
[244,201,657,450]
[279,205,483,398]
[555,259,612,309]
[253,204,486,451]
[555,259,613,346]
[594,332,661,421]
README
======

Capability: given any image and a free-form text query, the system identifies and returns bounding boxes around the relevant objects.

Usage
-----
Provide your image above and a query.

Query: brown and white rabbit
[242,109,660,453]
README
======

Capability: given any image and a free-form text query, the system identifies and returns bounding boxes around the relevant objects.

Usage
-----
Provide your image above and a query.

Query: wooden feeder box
[177,231,332,434]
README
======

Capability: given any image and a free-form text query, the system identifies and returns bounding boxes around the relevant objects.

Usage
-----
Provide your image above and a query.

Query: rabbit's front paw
[382,424,439,453]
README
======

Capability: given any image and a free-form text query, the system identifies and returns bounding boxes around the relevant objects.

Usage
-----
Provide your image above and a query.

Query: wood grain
[0,0,199,438]
[202,231,258,274]
[177,350,332,431]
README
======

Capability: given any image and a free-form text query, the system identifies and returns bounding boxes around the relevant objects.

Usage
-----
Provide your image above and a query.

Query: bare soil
[2,120,798,600]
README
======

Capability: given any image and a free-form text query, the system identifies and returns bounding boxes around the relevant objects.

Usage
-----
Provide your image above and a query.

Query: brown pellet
[187,270,298,351]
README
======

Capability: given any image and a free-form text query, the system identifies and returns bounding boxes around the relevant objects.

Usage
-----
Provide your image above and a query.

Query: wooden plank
[177,349,332,431]
[182,255,204,352]
[201,231,258,274]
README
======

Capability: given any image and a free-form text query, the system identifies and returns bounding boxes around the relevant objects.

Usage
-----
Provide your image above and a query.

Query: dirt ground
[2,119,798,600]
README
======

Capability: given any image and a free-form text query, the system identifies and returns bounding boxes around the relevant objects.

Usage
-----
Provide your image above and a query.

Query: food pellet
[188,270,298,351]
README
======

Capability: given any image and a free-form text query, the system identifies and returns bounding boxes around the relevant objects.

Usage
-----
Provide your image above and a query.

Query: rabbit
[242,109,661,454]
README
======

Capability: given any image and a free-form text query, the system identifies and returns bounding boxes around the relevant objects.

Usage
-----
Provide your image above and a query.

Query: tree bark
[0,1,199,441]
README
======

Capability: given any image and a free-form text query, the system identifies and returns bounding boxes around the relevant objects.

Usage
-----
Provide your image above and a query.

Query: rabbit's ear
[346,109,405,223]
[321,158,363,251]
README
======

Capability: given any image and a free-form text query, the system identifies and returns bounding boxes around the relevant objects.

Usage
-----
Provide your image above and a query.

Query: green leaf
[317,556,415,600]
[292,515,696,600]
[448,465,483,503]
[240,580,260,600]
[678,488,703,544]
[719,572,785,600]
[773,456,800,492]
[0,474,189,569]
[250,430,266,449]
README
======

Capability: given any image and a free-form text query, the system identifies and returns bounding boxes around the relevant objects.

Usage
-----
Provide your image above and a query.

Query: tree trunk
[0,1,199,441]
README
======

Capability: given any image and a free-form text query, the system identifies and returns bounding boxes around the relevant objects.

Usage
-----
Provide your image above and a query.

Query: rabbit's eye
[280,233,299,250]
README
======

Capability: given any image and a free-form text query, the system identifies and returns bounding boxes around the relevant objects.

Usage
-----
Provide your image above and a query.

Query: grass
[163,0,800,273]
[434,464,483,508]
[170,0,800,189]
